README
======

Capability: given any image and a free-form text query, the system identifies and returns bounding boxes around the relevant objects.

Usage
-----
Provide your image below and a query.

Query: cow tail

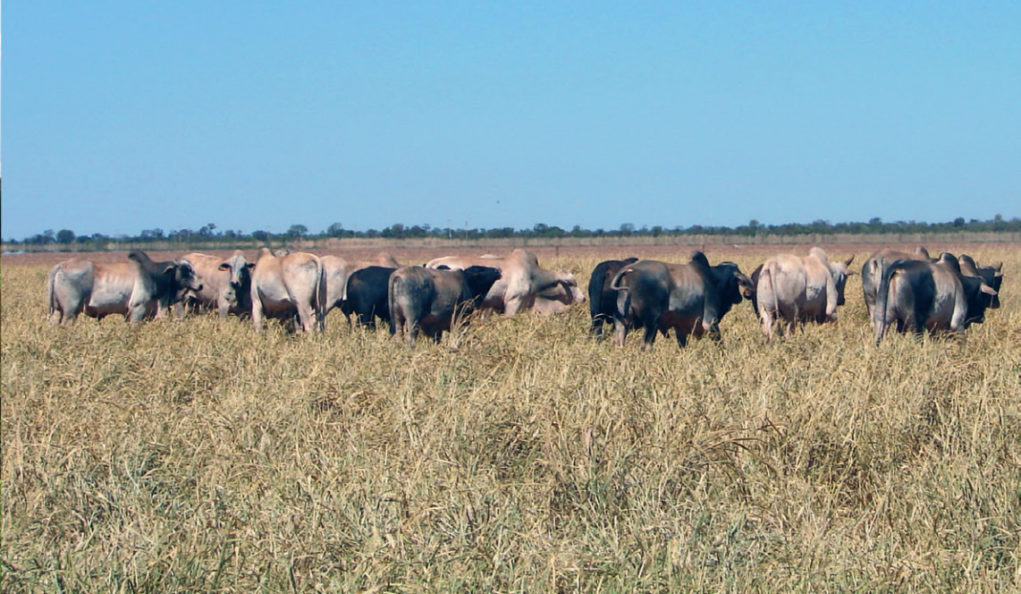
[865,257,883,314]
[588,265,605,319]
[764,261,779,320]
[873,261,897,345]
[609,267,633,292]
[315,258,327,331]
[388,271,402,335]
[47,265,58,317]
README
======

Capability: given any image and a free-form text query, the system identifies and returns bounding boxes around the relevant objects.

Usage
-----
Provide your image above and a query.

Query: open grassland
[2,245,1019,591]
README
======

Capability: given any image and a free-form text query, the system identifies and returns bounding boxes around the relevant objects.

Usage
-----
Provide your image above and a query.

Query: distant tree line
[7,215,1020,249]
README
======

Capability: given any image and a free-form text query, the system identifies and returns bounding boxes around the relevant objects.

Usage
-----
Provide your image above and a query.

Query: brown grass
[2,245,1019,591]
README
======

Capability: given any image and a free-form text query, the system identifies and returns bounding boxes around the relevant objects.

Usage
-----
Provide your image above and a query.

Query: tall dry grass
[2,247,1019,591]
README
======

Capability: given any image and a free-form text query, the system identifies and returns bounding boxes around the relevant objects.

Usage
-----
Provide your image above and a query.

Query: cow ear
[218,263,231,271]
[162,264,176,275]
[246,262,256,270]
[991,262,1002,272]
[844,255,854,267]
[981,284,997,296]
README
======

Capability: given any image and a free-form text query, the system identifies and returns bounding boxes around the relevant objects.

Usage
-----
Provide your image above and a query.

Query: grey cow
[610,252,752,350]
[873,252,997,345]
[389,265,502,345]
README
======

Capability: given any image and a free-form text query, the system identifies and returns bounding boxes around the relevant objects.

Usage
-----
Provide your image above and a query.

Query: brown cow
[873,252,996,345]
[388,265,502,345]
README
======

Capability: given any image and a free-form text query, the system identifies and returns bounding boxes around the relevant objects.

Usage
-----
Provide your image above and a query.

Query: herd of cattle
[45,245,1004,347]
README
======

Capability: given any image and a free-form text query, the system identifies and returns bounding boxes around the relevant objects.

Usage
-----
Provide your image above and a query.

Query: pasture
[2,243,1019,591]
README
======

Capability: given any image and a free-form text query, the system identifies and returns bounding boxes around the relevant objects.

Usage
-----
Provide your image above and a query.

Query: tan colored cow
[250,248,326,333]
[48,251,201,324]
[181,250,254,317]
[426,248,584,316]
[755,247,855,339]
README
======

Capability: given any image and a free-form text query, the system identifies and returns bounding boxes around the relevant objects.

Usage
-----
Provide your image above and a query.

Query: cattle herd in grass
[46,245,1004,347]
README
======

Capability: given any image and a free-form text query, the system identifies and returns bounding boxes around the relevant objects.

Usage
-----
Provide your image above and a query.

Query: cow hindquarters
[388,273,418,345]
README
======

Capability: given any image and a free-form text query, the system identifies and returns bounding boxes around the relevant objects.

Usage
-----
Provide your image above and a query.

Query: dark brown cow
[322,252,400,318]
[587,257,639,338]
[610,252,752,350]
[861,246,932,316]
[958,254,1003,310]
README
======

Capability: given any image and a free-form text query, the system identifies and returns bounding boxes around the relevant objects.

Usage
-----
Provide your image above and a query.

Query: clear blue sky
[3,1,1019,239]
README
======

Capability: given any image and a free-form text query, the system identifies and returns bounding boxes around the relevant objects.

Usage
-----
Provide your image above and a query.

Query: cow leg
[760,309,775,341]
[912,303,929,337]
[56,308,79,325]
[390,307,405,341]
[153,297,172,320]
[910,314,926,337]
[590,316,604,339]
[704,319,722,343]
[641,318,657,350]
[674,331,688,348]
[294,301,315,333]
[612,290,631,347]
[217,295,233,319]
[252,299,265,332]
[612,317,629,347]
[783,317,795,339]
[504,295,524,317]
[126,300,148,323]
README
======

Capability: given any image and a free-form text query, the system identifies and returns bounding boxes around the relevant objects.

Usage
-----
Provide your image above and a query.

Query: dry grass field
[2,243,1019,591]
